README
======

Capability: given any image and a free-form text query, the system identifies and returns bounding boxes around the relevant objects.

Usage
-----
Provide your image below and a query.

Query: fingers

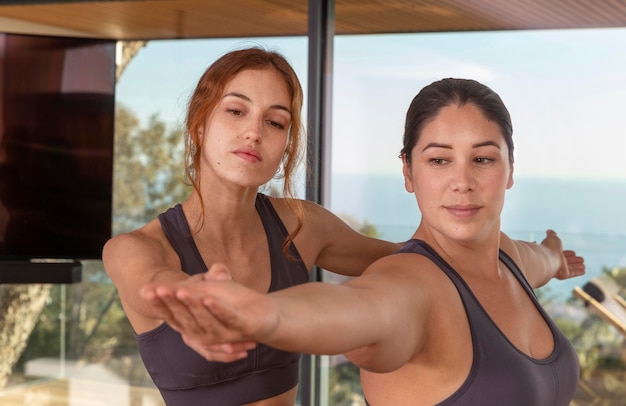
[202,295,246,330]
[555,250,586,280]
[174,287,232,337]
[157,281,252,341]
[181,335,256,362]
[564,250,585,266]
[204,263,233,281]
[540,230,587,281]
[140,281,220,337]
[148,284,204,333]
[139,284,181,328]
[541,229,563,251]
[138,274,265,363]
[142,281,257,362]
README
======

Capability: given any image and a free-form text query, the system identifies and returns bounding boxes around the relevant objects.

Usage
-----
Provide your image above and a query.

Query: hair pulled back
[400,78,514,165]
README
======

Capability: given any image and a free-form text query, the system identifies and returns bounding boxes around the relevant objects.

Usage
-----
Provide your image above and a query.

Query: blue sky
[116,27,626,180]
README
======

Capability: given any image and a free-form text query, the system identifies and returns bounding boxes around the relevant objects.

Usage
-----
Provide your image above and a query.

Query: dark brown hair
[400,78,514,165]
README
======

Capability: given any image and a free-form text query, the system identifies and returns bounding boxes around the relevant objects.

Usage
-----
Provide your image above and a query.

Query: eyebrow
[223,92,292,115]
[422,140,501,151]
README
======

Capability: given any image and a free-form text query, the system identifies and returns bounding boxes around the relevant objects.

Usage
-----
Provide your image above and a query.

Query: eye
[227,108,243,116]
[475,157,495,164]
[429,158,448,165]
[266,120,286,130]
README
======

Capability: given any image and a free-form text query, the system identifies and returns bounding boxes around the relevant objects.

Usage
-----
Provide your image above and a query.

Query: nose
[244,116,263,142]
[451,164,475,193]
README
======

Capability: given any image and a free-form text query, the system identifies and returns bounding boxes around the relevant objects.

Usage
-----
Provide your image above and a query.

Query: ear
[198,125,205,143]
[506,162,514,189]
[402,154,415,193]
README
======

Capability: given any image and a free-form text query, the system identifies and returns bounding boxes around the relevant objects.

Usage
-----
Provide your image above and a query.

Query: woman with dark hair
[142,78,585,406]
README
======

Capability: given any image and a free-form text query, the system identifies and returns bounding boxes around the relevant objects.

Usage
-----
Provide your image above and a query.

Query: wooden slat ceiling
[0,0,625,40]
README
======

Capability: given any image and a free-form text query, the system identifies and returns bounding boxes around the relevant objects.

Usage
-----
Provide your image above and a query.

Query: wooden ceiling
[0,0,625,40]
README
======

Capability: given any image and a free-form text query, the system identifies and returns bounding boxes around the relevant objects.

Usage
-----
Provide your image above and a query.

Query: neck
[181,188,262,241]
[413,225,503,278]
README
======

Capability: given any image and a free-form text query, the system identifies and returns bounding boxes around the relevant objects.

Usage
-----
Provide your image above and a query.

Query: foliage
[0,284,51,388]
[550,266,626,403]
[564,266,626,374]
[16,261,136,366]
[329,361,363,406]
[113,104,190,234]
[14,104,189,386]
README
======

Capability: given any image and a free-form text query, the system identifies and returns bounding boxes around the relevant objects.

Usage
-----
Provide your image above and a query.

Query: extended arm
[141,256,429,373]
[507,230,585,288]
[102,223,204,332]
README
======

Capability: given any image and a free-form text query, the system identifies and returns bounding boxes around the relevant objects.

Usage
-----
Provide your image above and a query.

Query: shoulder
[361,251,447,288]
[498,232,545,285]
[102,219,170,270]
[105,218,165,250]
[265,196,336,228]
[265,195,323,214]
[498,232,523,264]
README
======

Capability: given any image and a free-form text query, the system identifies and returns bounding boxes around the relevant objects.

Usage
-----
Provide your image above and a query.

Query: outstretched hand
[139,263,277,362]
[541,230,586,280]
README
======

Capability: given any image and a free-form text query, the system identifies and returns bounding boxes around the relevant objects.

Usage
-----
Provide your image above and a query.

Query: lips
[233,147,262,162]
[445,205,481,218]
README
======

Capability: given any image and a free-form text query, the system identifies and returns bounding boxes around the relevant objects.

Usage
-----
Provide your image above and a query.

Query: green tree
[17,262,136,367]
[0,284,51,388]
[551,266,626,403]
[16,103,189,386]
[112,105,190,234]
[0,41,150,389]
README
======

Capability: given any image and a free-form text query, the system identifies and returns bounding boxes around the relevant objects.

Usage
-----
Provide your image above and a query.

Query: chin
[446,227,485,243]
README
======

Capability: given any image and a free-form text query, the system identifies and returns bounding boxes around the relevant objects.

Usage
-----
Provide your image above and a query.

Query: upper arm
[102,225,188,324]
[341,255,432,372]
[502,232,561,288]
[295,200,401,277]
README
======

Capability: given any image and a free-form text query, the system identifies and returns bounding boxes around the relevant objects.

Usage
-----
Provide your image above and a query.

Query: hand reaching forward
[140,263,279,362]
[541,229,586,280]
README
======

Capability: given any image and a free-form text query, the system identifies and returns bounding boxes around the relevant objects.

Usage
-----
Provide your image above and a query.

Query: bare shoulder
[498,231,524,263]
[102,218,186,328]
[102,219,171,274]
[361,251,445,286]
[266,195,323,215]
[265,196,333,231]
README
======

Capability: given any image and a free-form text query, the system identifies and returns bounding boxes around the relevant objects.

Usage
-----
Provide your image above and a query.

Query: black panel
[0,33,115,276]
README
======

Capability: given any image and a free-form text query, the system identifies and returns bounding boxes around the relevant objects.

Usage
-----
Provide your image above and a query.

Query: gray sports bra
[367,239,579,406]
[135,194,310,405]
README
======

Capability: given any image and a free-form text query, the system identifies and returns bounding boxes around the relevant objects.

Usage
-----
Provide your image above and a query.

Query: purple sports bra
[367,239,579,406]
[135,194,309,405]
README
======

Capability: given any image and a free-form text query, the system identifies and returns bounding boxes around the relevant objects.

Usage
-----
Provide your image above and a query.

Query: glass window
[6,27,626,406]
[327,28,626,405]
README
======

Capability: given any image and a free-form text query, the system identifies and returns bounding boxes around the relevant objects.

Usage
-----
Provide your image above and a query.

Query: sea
[329,173,626,300]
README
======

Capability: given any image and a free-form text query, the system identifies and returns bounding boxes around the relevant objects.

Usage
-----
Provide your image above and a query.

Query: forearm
[261,281,384,354]
[515,240,561,287]
[158,262,422,368]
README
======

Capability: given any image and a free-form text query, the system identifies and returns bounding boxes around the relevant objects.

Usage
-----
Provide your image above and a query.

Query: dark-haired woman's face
[402,103,513,243]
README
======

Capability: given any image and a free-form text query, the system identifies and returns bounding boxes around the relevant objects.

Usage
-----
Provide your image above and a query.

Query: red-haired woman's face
[198,68,292,191]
